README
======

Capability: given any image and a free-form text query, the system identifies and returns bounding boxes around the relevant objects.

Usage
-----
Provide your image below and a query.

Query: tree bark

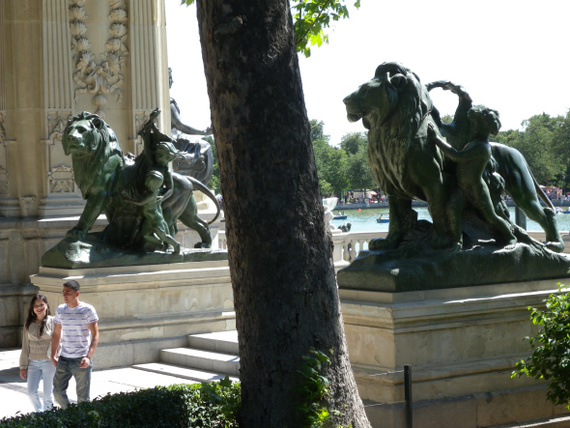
[195,1,371,427]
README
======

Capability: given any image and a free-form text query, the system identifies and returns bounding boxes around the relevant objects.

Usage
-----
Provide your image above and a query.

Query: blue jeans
[27,359,56,412]
[53,356,92,409]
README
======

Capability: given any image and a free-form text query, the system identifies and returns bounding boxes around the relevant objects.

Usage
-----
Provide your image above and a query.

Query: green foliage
[180,0,361,58]
[312,130,350,197]
[512,284,570,408]
[0,379,241,428]
[311,119,331,144]
[341,132,375,191]
[495,113,568,189]
[292,0,360,57]
[311,122,375,198]
[297,348,333,427]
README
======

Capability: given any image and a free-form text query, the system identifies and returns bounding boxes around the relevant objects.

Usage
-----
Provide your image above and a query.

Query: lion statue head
[344,62,434,139]
[344,62,454,249]
[343,62,443,202]
[62,112,125,199]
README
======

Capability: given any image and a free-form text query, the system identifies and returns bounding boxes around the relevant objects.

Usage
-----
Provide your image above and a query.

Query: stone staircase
[133,330,240,383]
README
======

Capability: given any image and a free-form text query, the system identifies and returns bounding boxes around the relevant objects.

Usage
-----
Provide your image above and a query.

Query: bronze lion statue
[344,62,455,250]
[62,111,220,251]
[344,62,563,252]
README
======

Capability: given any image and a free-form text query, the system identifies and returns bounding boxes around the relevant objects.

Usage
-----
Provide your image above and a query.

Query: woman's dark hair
[24,294,50,336]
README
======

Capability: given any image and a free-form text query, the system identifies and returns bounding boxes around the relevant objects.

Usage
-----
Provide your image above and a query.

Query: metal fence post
[404,365,413,428]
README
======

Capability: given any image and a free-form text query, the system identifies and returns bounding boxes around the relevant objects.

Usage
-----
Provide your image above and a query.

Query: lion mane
[344,62,445,202]
[62,111,125,200]
[344,62,457,249]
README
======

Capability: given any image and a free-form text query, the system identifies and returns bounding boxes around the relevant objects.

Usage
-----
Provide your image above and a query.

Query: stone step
[160,347,240,377]
[133,362,238,384]
[187,330,239,355]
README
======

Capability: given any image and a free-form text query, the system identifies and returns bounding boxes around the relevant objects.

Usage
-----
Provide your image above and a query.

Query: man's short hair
[63,280,80,292]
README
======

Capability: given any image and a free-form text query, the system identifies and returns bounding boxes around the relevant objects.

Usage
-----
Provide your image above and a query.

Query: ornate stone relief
[48,165,75,194]
[46,111,76,195]
[19,195,38,217]
[69,0,128,117]
[0,167,7,195]
[135,110,153,134]
[133,110,154,155]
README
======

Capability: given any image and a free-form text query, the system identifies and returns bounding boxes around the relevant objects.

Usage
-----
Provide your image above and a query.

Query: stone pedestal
[339,279,570,428]
[30,259,234,369]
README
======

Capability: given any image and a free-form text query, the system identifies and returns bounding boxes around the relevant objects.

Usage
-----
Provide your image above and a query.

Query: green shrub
[297,348,333,427]
[0,377,240,428]
[512,283,570,408]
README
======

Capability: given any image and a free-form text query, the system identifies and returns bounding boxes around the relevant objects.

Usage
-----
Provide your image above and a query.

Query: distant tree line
[310,119,376,199]
[494,112,570,192]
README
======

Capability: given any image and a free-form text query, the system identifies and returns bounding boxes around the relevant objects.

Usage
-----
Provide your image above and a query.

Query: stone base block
[30,259,235,369]
[339,279,570,427]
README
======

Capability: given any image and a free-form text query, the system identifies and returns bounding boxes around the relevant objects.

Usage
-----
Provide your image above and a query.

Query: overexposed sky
[165,1,570,144]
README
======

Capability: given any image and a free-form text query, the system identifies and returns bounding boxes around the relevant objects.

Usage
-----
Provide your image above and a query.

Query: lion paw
[66,228,87,241]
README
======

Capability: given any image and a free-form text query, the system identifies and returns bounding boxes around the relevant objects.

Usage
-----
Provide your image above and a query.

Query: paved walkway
[0,348,194,421]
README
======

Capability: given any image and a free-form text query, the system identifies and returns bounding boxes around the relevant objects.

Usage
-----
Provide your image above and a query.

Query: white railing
[218,229,570,262]
[219,232,227,250]
[218,230,388,262]
[333,230,386,261]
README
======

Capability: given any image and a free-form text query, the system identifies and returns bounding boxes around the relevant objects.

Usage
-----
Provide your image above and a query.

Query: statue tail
[523,157,556,212]
[187,176,221,224]
[534,177,556,212]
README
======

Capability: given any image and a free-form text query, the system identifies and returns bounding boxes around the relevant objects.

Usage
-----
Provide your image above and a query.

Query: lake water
[331,206,570,233]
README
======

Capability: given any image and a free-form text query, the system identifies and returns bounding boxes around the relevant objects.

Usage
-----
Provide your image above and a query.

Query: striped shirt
[54,302,99,358]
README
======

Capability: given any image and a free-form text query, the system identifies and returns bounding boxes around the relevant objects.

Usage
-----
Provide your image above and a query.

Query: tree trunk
[195,1,371,427]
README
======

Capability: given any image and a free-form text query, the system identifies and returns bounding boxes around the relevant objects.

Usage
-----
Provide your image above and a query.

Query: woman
[19,294,57,412]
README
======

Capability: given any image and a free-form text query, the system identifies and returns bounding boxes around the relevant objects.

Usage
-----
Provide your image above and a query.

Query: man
[50,280,99,409]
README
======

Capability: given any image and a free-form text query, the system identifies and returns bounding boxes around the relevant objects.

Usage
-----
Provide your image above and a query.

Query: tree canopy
[495,112,570,191]
[182,0,360,57]
[310,120,375,198]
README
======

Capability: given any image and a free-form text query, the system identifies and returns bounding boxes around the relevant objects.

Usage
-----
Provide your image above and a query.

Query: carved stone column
[41,0,78,217]
[128,0,170,155]
[0,0,169,219]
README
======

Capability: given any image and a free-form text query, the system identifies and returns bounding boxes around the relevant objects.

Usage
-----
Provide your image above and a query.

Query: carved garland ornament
[47,112,75,194]
[69,0,128,117]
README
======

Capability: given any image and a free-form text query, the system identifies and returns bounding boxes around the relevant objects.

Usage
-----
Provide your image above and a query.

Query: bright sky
[165,1,570,145]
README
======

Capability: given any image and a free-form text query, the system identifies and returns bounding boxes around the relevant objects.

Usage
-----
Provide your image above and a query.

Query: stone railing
[218,229,388,266]
[219,230,227,250]
[218,229,570,264]
[332,230,386,262]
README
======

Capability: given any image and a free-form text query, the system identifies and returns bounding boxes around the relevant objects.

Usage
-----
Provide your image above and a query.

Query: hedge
[0,377,240,428]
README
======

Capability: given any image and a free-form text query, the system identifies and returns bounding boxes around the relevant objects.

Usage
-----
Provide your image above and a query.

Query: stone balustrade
[218,229,570,265]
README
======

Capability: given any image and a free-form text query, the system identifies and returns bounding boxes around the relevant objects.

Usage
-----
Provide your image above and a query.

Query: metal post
[515,206,527,230]
[404,365,413,428]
